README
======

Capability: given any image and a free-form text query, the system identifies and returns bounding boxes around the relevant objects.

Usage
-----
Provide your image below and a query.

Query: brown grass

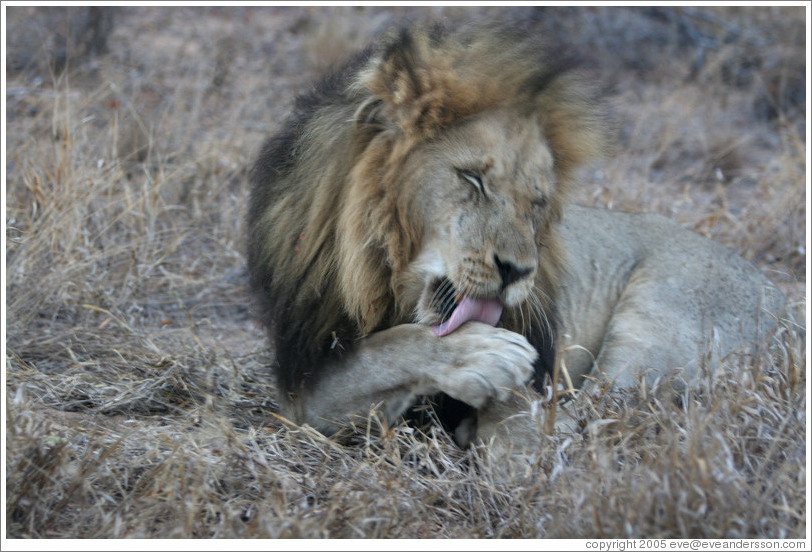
[4,6,807,539]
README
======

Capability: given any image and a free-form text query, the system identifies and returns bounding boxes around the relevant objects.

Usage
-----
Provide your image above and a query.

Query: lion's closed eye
[457,169,486,197]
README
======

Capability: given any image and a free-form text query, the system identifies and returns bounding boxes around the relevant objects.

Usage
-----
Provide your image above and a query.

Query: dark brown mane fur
[247,22,605,398]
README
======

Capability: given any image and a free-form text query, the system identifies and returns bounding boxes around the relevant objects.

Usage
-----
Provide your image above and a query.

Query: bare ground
[4,6,807,540]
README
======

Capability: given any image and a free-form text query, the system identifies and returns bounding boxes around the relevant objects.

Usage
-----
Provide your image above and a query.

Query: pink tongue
[432,296,504,337]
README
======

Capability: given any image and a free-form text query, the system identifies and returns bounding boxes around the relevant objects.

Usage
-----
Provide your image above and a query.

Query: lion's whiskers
[515,288,547,339]
[517,299,528,335]
[430,277,458,323]
[528,288,552,341]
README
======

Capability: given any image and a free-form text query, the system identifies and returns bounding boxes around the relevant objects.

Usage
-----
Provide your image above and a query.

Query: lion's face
[395,108,560,331]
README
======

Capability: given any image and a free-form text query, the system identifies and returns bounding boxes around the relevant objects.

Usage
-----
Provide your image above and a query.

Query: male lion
[247,23,788,449]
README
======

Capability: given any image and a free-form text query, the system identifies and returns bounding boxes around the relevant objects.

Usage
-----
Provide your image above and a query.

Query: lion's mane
[247,23,605,398]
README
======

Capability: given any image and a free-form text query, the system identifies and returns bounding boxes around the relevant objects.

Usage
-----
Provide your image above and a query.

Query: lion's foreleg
[288,322,537,435]
[291,325,442,433]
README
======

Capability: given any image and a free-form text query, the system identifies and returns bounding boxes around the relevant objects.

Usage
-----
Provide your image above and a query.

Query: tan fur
[246,23,788,452]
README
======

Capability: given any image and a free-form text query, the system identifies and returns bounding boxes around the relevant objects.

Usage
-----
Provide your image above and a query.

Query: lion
[246,23,789,450]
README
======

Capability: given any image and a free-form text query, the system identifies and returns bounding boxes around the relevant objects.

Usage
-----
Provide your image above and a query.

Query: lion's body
[556,205,784,391]
[247,23,787,448]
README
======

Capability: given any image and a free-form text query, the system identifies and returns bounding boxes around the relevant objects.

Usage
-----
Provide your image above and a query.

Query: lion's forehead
[491,150,557,197]
[436,112,557,197]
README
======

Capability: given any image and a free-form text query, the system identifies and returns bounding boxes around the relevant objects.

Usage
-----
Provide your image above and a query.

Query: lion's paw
[435,322,537,408]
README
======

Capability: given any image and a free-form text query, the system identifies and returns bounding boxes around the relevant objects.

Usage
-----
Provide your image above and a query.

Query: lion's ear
[357,28,456,137]
[354,98,385,128]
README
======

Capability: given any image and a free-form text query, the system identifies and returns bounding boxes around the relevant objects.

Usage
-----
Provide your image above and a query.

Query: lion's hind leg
[584,287,706,397]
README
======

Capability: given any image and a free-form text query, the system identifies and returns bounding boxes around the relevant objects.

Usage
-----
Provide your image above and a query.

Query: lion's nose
[494,254,534,289]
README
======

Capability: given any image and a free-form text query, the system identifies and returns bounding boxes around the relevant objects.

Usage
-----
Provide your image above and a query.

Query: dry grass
[4,6,807,540]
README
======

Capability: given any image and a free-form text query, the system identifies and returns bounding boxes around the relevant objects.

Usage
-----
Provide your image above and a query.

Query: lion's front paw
[436,322,537,408]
